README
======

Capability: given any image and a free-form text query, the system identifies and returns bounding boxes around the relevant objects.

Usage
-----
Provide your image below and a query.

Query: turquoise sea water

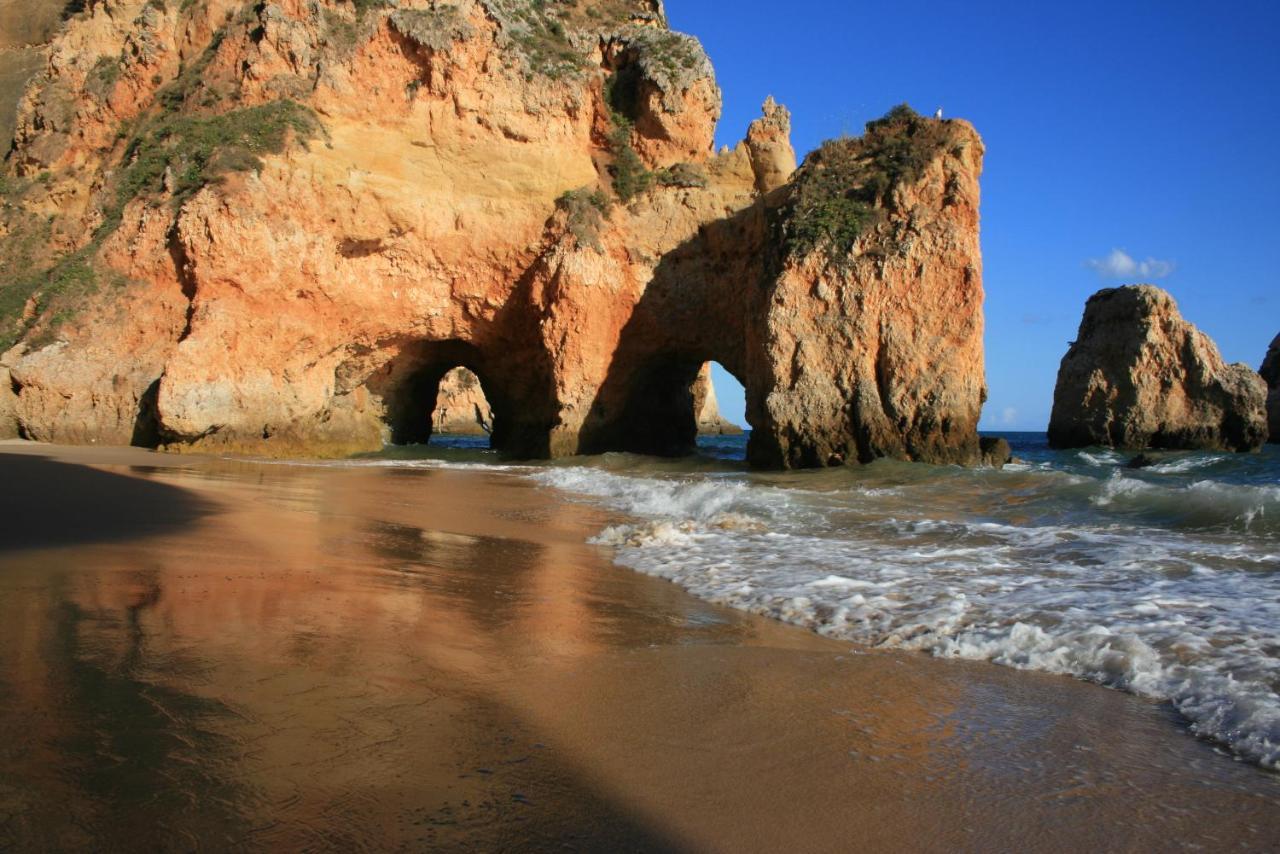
[410,431,1280,768]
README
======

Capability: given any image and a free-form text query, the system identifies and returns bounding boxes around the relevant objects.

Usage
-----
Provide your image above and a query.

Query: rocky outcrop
[745,95,795,194]
[1048,286,1268,452]
[0,1,987,468]
[432,367,493,437]
[0,0,64,155]
[0,363,17,438]
[1262,334,1280,444]
[692,363,742,436]
[980,436,1012,468]
[742,111,986,467]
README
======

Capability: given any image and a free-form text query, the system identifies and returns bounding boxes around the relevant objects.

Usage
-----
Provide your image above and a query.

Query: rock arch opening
[369,340,502,449]
[431,367,494,441]
[697,363,746,438]
[591,357,747,457]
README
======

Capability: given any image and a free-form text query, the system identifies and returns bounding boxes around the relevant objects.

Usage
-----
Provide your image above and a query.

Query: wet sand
[1,441,1278,852]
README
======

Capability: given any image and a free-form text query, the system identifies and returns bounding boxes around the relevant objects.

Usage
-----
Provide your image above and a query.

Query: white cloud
[1086,248,1175,280]
[1000,407,1018,426]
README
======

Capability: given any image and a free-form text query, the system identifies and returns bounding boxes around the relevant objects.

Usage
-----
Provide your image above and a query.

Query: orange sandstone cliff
[0,0,986,467]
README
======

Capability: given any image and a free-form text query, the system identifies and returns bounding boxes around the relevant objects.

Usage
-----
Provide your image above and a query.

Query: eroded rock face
[979,437,1012,468]
[0,0,988,468]
[432,367,493,437]
[1048,286,1268,452]
[693,363,742,436]
[746,117,987,468]
[1262,334,1280,443]
[0,363,17,438]
[0,0,64,155]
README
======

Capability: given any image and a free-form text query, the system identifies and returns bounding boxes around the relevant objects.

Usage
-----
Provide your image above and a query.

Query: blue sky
[669,1,1280,431]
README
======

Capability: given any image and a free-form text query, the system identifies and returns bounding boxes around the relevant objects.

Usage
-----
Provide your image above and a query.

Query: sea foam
[533,458,1280,770]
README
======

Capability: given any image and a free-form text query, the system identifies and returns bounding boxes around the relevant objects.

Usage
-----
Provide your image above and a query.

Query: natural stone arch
[364,339,501,447]
[363,337,557,457]
[579,349,751,457]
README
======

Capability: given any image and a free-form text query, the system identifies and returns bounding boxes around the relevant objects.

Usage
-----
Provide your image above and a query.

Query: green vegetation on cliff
[0,197,125,353]
[104,99,320,235]
[779,103,953,261]
[1,20,319,352]
[558,187,610,251]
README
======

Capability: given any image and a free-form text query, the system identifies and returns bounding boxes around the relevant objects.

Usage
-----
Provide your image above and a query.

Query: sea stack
[692,364,743,436]
[1048,285,1267,452]
[0,0,986,468]
[431,368,493,437]
[1262,333,1280,443]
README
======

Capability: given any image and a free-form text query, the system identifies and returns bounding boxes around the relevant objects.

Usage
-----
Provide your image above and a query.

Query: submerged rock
[1261,333,1279,444]
[1125,453,1159,470]
[979,437,1012,468]
[1048,286,1267,452]
[977,440,1008,468]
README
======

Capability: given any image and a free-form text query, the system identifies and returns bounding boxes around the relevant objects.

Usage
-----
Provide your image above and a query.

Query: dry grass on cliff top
[780,103,954,262]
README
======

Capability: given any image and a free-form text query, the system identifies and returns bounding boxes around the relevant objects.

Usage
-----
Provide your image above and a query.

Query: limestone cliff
[1262,334,1279,444]
[1048,286,1267,452]
[0,1,987,468]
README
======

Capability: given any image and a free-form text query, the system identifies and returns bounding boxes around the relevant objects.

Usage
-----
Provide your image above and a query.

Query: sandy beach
[1,440,1278,852]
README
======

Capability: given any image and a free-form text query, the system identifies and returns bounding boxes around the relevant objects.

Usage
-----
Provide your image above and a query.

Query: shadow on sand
[0,452,212,553]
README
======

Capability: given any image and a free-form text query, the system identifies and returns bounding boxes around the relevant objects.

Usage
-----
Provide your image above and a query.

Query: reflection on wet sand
[1,443,1278,851]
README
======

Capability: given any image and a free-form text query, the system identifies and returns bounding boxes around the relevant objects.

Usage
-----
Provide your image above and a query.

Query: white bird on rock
[934,107,943,119]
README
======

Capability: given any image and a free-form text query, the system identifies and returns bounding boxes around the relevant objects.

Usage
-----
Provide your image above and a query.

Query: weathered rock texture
[432,367,493,436]
[0,0,987,467]
[1048,286,1268,452]
[979,436,1011,468]
[1262,334,1280,444]
[0,0,64,155]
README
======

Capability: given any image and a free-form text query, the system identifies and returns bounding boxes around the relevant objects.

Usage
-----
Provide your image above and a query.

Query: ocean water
[422,432,1280,770]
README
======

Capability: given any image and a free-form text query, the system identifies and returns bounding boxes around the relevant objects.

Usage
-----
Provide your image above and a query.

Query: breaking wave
[533,438,1280,770]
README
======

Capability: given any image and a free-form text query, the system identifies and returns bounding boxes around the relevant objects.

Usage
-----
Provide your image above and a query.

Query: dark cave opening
[374,341,499,449]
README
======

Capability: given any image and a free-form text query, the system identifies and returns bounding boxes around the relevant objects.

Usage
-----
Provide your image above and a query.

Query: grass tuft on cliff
[0,218,126,353]
[103,99,320,236]
[557,187,610,251]
[487,0,662,80]
[779,102,953,261]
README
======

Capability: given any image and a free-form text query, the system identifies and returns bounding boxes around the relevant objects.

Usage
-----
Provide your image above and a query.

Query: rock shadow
[362,267,561,459]
[129,378,163,448]
[579,201,766,457]
[0,453,212,553]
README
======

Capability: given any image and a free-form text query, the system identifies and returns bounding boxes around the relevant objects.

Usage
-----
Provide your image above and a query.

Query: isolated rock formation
[1262,334,1280,444]
[979,436,1012,468]
[0,0,987,468]
[692,363,742,436]
[1048,286,1267,452]
[432,367,493,437]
